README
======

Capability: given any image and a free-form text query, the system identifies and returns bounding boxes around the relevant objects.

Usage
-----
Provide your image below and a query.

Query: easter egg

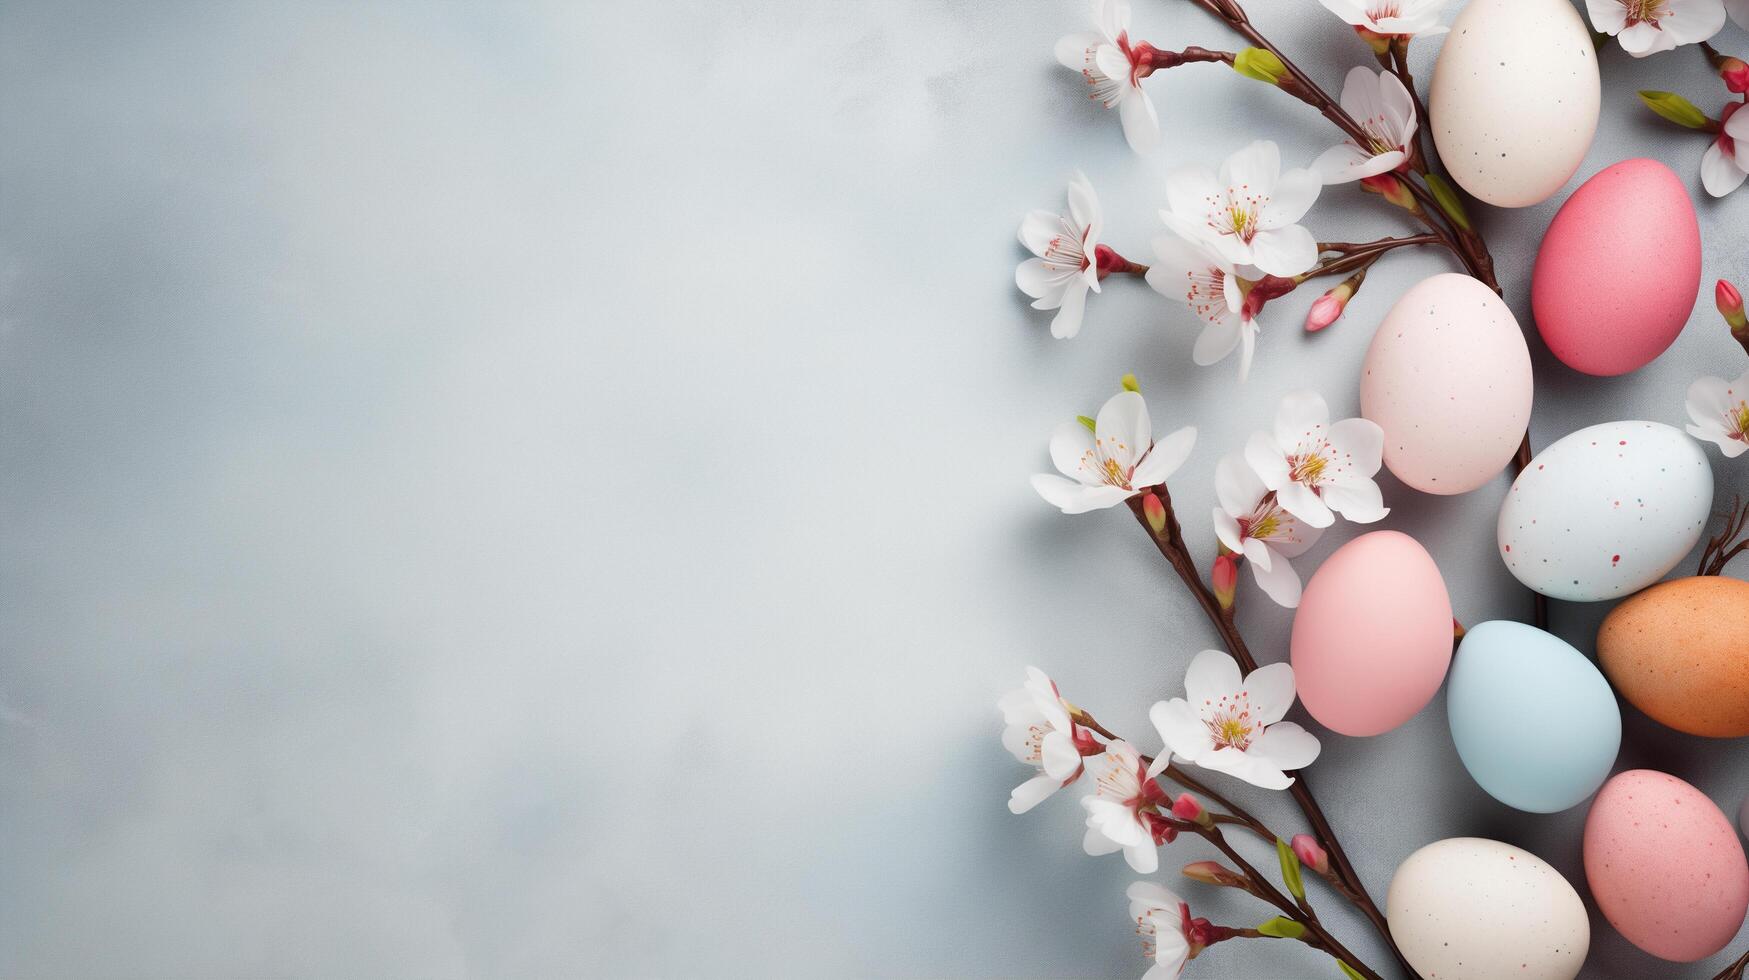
[1447,621,1620,813]
[1598,576,1749,737]
[1290,530,1452,736]
[1531,159,1701,376]
[1429,0,1599,207]
[1584,770,1749,962]
[1360,273,1532,495]
[1498,421,1712,601]
[1388,837,1589,980]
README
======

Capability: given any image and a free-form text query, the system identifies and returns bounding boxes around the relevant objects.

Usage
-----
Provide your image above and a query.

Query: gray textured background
[0,1,1746,977]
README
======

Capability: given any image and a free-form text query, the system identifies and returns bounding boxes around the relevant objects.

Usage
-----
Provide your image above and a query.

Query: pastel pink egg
[1531,158,1700,376]
[1361,273,1533,495]
[1583,770,1749,962]
[1290,531,1453,736]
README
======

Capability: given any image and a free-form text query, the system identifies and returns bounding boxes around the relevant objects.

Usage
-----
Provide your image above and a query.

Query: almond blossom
[1148,650,1321,791]
[1000,667,1099,813]
[1082,740,1173,873]
[1315,0,1451,38]
[1702,102,1749,197]
[1212,452,1322,608]
[1017,172,1104,339]
[1587,0,1725,57]
[1127,881,1193,980]
[1144,225,1263,381]
[1163,140,1320,278]
[1243,390,1388,528]
[1686,367,1749,457]
[1313,68,1417,185]
[1033,389,1197,515]
[1055,0,1161,153]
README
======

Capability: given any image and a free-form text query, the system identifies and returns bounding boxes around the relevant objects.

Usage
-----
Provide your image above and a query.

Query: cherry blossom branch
[1699,497,1749,576]
[1123,489,1417,979]
[1714,945,1749,980]
[1169,0,1546,631]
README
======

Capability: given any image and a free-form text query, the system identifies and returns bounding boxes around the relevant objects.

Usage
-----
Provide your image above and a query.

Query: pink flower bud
[1142,491,1168,534]
[1360,172,1417,211]
[1721,56,1749,94]
[1304,292,1344,333]
[1212,553,1239,611]
[1181,860,1242,886]
[1291,834,1330,876]
[1093,244,1131,279]
[1171,792,1212,827]
[1719,279,1748,332]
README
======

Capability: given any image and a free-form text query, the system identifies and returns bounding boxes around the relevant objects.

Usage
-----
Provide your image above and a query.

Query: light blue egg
[1447,621,1621,814]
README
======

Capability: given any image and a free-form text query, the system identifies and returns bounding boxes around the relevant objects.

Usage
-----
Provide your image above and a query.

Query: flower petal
[1214,451,1265,517]
[1067,171,1100,234]
[1200,746,1293,790]
[1032,474,1135,514]
[1048,419,1098,483]
[1322,477,1390,523]
[1312,142,1386,185]
[1009,773,1063,814]
[1260,168,1321,228]
[1221,140,1282,201]
[1328,416,1386,476]
[1702,140,1747,198]
[1249,224,1318,277]
[1165,166,1222,232]
[1214,508,1244,554]
[1132,425,1196,488]
[1277,480,1335,528]
[1248,721,1322,771]
[1274,390,1331,449]
[1250,547,1305,607]
[1192,317,1242,366]
[1183,649,1243,706]
[1245,431,1291,492]
[1664,0,1727,43]
[1096,390,1152,472]
[1123,840,1159,874]
[1119,89,1161,154]
[1586,0,1627,33]
[1054,31,1104,70]
[1243,662,1298,725]
[1151,697,1216,764]
[1083,821,1124,856]
[1051,280,1089,338]
[1040,730,1082,780]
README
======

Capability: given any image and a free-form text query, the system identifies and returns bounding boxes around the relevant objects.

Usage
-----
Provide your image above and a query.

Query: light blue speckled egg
[1448,621,1621,813]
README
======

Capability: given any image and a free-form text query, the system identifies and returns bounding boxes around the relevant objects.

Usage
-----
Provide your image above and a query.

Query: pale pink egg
[1290,531,1453,736]
[1361,273,1533,495]
[1531,159,1701,376]
[1583,770,1749,962]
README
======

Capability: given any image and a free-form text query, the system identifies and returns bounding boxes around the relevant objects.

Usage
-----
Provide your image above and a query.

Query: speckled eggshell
[1447,621,1620,813]
[1584,770,1749,962]
[1361,273,1532,495]
[1498,421,1712,601]
[1532,159,1701,376]
[1598,576,1749,737]
[1388,837,1590,980]
[1430,0,1599,207]
[1290,530,1452,736]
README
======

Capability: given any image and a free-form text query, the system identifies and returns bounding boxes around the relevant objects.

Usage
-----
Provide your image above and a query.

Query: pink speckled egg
[1531,159,1701,376]
[1361,274,1533,495]
[1290,531,1453,736]
[1583,770,1749,962]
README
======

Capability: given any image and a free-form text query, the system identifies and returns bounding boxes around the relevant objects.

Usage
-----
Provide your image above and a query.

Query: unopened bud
[1638,90,1714,131]
[1182,860,1247,888]
[1232,47,1289,86]
[1721,56,1749,94]
[1120,373,1140,393]
[1291,833,1330,876]
[1143,810,1180,846]
[1453,619,1467,643]
[1718,279,1748,332]
[1142,491,1168,534]
[1306,270,1364,333]
[1171,793,1214,827]
[1212,553,1239,611]
[1360,172,1417,212]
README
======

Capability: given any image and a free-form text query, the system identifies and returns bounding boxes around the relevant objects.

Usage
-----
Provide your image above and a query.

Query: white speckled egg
[1430,0,1599,207]
[1388,837,1590,980]
[1361,273,1532,495]
[1498,422,1712,601]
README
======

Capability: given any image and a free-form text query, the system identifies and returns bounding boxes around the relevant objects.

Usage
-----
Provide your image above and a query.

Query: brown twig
[1699,496,1749,576]
[1714,945,1749,980]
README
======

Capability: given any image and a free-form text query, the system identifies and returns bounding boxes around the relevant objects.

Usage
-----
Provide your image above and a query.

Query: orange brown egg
[1597,576,1749,738]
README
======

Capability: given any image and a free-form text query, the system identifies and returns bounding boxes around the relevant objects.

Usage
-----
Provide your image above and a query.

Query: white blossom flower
[1017,173,1105,339]
[1686,367,1749,457]
[999,667,1094,813]
[1212,453,1322,608]
[1243,390,1388,528]
[1148,650,1321,791]
[1316,0,1451,37]
[1313,68,1417,185]
[1163,141,1320,278]
[1702,103,1749,197]
[1082,740,1172,873]
[1127,881,1192,980]
[1033,390,1197,514]
[1587,0,1725,57]
[1055,0,1161,153]
[1145,226,1264,382]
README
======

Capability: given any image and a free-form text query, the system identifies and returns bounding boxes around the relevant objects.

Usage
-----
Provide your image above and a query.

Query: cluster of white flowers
[1587,0,1737,57]
[1687,366,1749,457]
[1034,386,1386,607]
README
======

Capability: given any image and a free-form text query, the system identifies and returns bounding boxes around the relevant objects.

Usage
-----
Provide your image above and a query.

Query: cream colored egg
[1389,838,1589,980]
[1430,0,1599,207]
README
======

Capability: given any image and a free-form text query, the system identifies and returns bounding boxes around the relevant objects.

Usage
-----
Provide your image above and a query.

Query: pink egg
[1361,274,1533,495]
[1531,158,1700,376]
[1290,531,1453,736]
[1583,770,1749,962]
